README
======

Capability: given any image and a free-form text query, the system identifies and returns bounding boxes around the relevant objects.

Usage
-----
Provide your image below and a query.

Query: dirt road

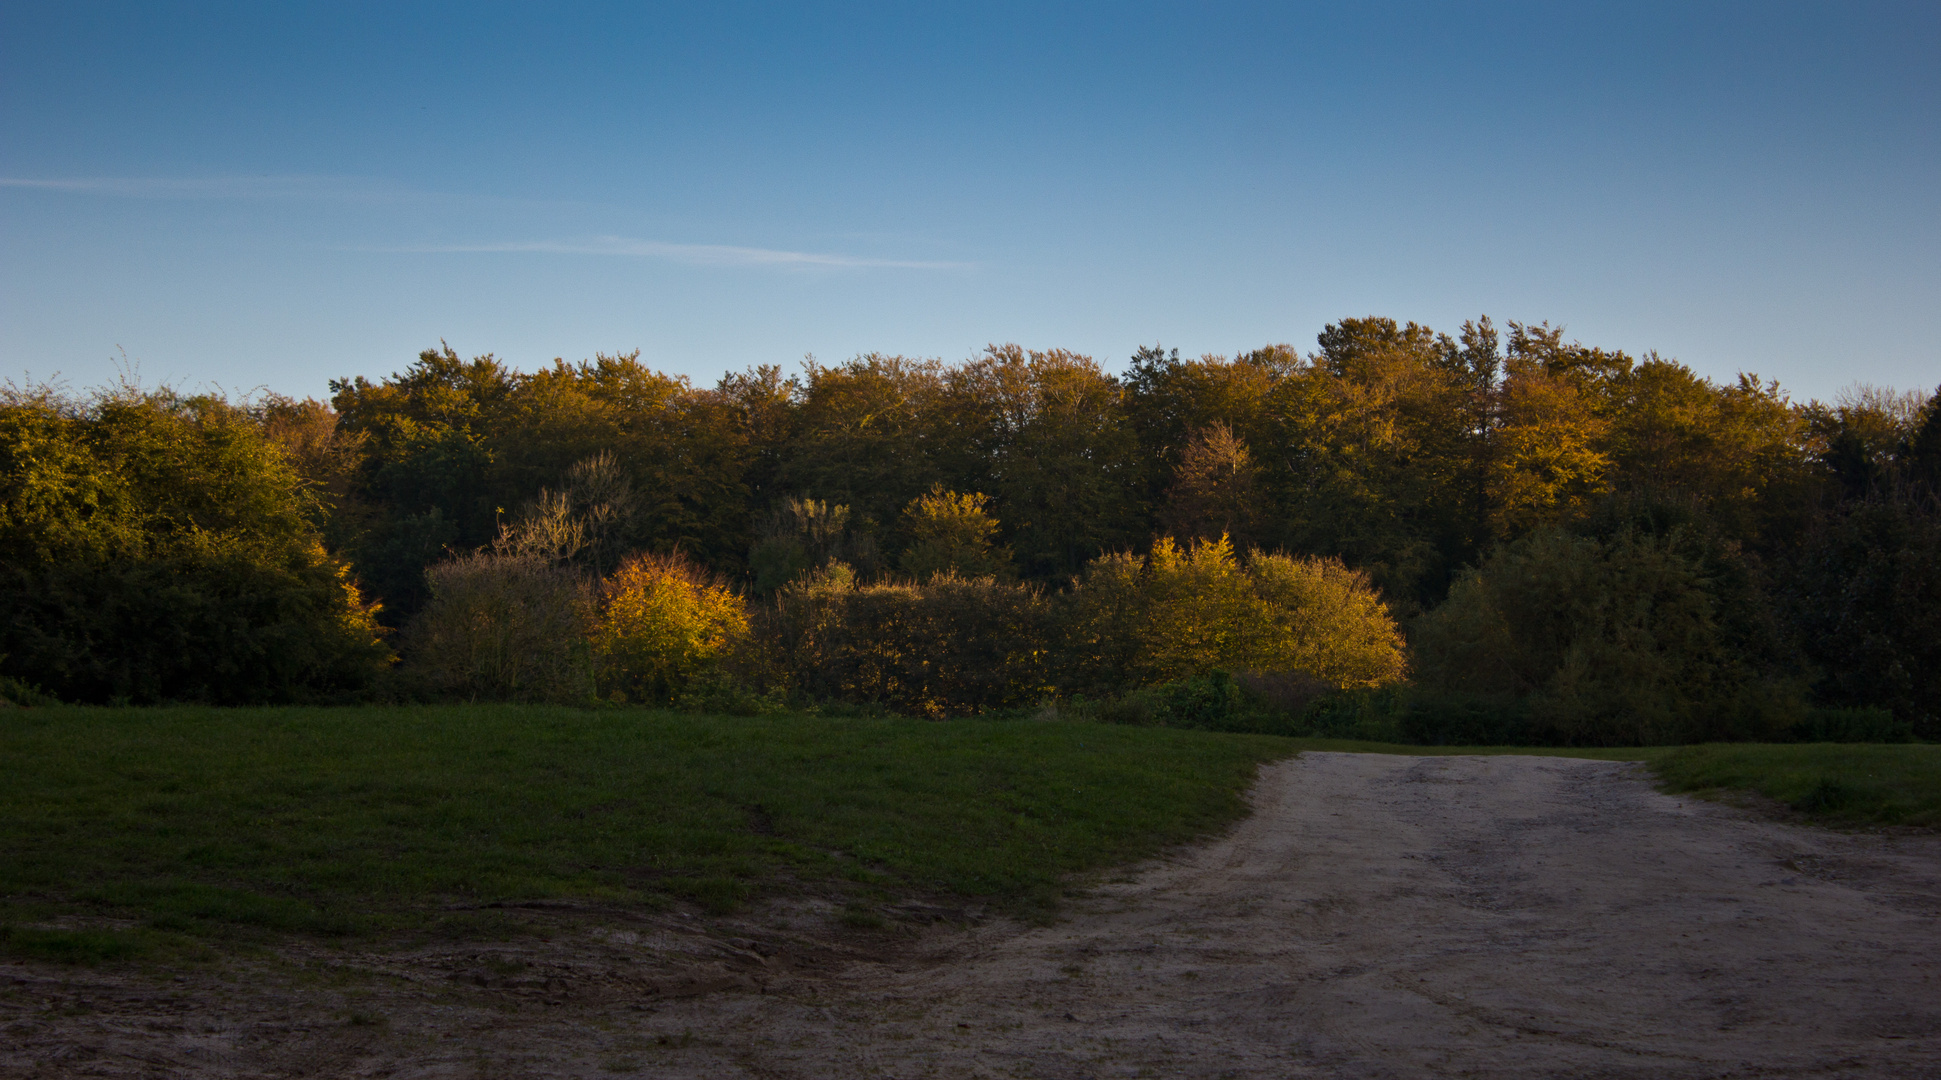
[6,752,1939,1077]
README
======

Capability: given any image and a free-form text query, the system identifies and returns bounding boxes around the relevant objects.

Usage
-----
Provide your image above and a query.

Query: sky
[2,1,1937,403]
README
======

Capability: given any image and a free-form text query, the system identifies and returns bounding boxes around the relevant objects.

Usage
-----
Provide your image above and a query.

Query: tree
[1412,526,1802,745]
[898,485,1014,581]
[0,386,390,703]
[594,552,749,704]
[939,346,1141,581]
[1061,536,1406,693]
[1159,423,1260,548]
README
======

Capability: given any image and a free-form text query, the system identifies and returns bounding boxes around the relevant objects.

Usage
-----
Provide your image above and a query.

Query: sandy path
[6,752,1940,1077]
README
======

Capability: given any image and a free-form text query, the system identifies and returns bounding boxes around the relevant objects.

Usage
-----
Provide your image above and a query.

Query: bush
[594,552,750,704]
[1411,526,1803,745]
[751,566,1054,717]
[1789,707,1912,744]
[1787,489,1941,739]
[0,387,390,703]
[403,552,593,701]
[1061,536,1407,695]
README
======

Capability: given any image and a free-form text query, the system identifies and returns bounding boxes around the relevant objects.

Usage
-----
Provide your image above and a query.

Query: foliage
[898,484,1014,581]
[1411,526,1803,744]
[748,497,878,594]
[594,552,750,704]
[1063,536,1407,695]
[0,386,390,704]
[1786,487,1941,737]
[753,566,1055,716]
[1158,422,1259,548]
[403,551,593,702]
[7,319,1938,731]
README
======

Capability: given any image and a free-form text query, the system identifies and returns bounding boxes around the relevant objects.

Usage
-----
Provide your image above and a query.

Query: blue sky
[2,2,1936,402]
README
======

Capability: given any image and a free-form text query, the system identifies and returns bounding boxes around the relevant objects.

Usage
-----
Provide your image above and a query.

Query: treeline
[3,316,1936,742]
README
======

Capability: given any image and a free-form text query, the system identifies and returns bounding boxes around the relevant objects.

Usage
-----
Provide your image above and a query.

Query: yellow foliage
[898,484,1013,580]
[595,552,750,702]
[1069,536,1406,690]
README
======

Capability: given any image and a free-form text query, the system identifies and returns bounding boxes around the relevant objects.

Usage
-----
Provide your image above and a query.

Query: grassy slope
[1649,743,1941,828]
[0,705,1292,955]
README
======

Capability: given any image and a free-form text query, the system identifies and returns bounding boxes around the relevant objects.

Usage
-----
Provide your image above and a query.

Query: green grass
[5,706,1931,966]
[0,705,1294,954]
[1649,743,1941,828]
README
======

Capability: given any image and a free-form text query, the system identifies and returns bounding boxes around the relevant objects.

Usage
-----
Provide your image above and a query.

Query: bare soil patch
[5,752,1939,1078]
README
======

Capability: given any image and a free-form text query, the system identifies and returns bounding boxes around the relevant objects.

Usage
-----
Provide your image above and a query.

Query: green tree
[1412,525,1802,745]
[939,346,1141,581]
[0,386,390,703]
[898,485,1014,581]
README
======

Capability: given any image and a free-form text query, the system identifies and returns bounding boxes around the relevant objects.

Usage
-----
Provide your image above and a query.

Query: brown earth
[4,751,1939,1078]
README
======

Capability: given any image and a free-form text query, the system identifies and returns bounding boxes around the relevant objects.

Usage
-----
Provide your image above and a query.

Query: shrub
[752,566,1054,717]
[594,552,750,704]
[1786,488,1941,739]
[1060,536,1407,695]
[1790,707,1912,744]
[748,498,877,595]
[403,552,593,701]
[1411,526,1803,745]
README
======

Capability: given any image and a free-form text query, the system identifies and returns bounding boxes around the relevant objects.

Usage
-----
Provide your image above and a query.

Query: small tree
[1159,423,1259,549]
[748,498,877,594]
[898,484,1014,581]
[595,552,749,703]
[405,551,593,702]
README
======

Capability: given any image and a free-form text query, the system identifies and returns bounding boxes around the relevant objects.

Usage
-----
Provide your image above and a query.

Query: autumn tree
[898,485,1013,581]
[938,346,1142,581]
[1159,422,1260,548]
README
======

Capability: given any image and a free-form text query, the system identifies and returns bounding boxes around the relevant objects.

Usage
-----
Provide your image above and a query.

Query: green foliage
[9,323,1935,732]
[748,497,877,594]
[1786,488,1941,738]
[402,552,594,702]
[594,552,749,704]
[1411,525,1803,745]
[753,567,1055,716]
[1790,707,1911,744]
[0,386,390,704]
[898,484,1014,581]
[938,346,1144,580]
[0,705,1294,940]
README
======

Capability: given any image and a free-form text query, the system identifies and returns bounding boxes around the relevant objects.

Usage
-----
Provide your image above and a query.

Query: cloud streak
[0,176,968,270]
[0,174,401,200]
[379,236,969,270]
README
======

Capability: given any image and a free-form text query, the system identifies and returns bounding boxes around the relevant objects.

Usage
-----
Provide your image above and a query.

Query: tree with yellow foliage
[897,484,1014,581]
[594,552,750,703]
[1064,535,1406,692]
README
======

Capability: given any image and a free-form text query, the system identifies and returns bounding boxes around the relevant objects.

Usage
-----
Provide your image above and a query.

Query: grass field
[1650,742,1941,827]
[2,705,1932,966]
[0,705,1294,961]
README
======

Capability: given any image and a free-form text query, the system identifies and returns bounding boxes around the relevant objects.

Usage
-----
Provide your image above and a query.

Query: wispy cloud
[378,236,970,270]
[1,176,969,269]
[0,174,408,201]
